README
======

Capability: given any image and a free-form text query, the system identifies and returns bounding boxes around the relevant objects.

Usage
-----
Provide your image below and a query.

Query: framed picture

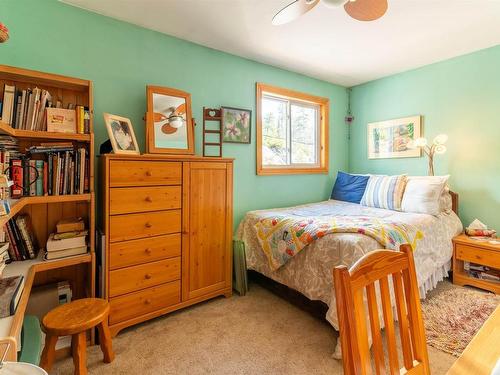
[103,113,140,155]
[222,106,251,144]
[367,115,422,159]
[146,85,194,154]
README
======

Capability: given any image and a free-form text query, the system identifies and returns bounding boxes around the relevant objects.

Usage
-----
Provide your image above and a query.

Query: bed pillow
[439,186,453,213]
[401,175,450,215]
[360,175,407,211]
[330,171,370,203]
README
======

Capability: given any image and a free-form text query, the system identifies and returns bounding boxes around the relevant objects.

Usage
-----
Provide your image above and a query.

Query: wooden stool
[40,298,115,375]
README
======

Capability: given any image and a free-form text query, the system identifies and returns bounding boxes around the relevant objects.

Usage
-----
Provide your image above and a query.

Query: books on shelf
[56,217,85,234]
[6,143,89,197]
[0,84,90,134]
[46,231,87,252]
[3,214,39,261]
[0,275,24,318]
[0,241,10,276]
[464,261,500,283]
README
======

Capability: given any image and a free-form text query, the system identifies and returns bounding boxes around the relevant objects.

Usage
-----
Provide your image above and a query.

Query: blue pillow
[330,171,369,203]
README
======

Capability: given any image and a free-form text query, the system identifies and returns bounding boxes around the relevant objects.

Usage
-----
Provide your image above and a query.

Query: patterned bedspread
[255,214,423,270]
[236,199,463,335]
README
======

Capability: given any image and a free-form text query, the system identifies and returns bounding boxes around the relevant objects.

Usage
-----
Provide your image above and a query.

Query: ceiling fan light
[322,0,349,8]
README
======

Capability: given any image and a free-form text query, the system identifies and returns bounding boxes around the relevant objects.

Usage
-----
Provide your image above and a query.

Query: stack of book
[7,142,89,198]
[0,275,24,318]
[464,261,500,283]
[45,217,87,260]
[0,84,90,133]
[4,214,39,261]
[0,241,10,276]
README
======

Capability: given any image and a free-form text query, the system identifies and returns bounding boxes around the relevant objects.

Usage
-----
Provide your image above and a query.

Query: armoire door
[182,161,233,301]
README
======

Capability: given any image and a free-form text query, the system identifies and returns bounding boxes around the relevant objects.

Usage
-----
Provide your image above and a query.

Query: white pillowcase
[401,175,450,215]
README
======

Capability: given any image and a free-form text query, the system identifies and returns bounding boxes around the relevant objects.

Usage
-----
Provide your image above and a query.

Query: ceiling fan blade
[344,0,388,21]
[272,0,320,26]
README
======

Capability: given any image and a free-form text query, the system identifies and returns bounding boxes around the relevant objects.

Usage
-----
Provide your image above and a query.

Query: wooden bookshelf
[0,65,95,361]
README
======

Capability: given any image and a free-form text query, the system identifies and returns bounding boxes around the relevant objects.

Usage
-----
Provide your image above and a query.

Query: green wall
[1,0,348,228]
[349,45,500,230]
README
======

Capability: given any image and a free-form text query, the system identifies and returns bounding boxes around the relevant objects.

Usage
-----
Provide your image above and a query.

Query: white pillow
[439,186,453,213]
[401,175,449,215]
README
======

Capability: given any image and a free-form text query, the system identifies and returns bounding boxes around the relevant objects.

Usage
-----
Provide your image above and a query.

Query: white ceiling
[62,0,500,87]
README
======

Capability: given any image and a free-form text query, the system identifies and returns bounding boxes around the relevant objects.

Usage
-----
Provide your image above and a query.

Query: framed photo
[367,115,422,159]
[222,106,251,144]
[146,85,194,155]
[103,113,140,155]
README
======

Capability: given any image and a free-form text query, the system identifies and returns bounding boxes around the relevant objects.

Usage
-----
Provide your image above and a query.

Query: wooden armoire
[100,154,233,336]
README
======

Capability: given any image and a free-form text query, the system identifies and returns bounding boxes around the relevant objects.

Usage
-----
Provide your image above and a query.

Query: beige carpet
[52,282,455,375]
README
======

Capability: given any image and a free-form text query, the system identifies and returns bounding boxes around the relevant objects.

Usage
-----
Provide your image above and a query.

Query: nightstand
[452,234,500,294]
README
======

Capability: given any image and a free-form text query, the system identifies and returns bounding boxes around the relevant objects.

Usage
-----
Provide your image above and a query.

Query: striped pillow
[360,175,407,211]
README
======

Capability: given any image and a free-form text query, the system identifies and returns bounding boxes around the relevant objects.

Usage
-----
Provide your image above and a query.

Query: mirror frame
[146,85,194,155]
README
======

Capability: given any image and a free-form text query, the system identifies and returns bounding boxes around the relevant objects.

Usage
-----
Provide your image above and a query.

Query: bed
[236,193,463,354]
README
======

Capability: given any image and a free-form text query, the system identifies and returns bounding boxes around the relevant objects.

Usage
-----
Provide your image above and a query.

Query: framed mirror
[146,85,194,154]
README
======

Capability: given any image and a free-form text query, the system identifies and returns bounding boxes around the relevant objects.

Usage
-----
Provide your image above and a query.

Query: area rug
[422,284,500,357]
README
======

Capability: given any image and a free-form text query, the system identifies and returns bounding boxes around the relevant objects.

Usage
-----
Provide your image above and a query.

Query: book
[46,232,86,252]
[35,160,44,196]
[29,159,36,196]
[56,217,85,234]
[46,108,76,133]
[10,158,23,198]
[0,276,25,317]
[1,84,15,125]
[15,215,38,259]
[44,245,87,260]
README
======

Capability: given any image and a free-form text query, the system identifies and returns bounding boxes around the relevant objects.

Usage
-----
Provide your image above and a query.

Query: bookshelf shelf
[0,252,93,356]
[0,193,93,227]
[0,64,96,361]
[0,121,91,142]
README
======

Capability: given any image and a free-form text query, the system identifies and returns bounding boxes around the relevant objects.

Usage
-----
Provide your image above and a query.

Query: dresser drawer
[109,257,181,297]
[109,161,182,187]
[109,234,181,270]
[109,210,181,242]
[109,281,181,325]
[109,186,181,215]
[455,243,500,269]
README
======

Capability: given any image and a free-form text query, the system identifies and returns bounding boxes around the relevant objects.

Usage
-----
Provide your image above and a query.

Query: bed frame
[249,191,460,323]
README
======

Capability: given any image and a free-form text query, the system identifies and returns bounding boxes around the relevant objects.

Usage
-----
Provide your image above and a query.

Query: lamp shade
[433,134,448,145]
[434,145,447,154]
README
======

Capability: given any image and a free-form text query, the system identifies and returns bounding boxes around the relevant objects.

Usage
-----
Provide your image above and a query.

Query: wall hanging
[145,85,194,155]
[222,106,251,144]
[367,115,422,159]
[202,107,223,157]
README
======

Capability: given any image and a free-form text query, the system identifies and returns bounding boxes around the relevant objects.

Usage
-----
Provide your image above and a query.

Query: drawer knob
[145,222,152,228]
[145,196,153,203]
[144,248,152,254]
[145,170,152,176]
[144,299,151,305]
[145,273,152,280]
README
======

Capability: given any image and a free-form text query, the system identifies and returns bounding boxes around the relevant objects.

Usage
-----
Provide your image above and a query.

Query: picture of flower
[222,107,251,144]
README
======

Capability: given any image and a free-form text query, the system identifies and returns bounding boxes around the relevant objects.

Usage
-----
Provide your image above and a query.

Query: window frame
[256,82,329,176]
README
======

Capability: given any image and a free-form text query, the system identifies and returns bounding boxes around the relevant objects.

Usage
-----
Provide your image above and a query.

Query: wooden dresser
[100,154,233,336]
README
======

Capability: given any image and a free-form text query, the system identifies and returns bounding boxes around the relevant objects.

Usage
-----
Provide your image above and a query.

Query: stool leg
[97,319,115,363]
[40,334,58,371]
[72,332,87,375]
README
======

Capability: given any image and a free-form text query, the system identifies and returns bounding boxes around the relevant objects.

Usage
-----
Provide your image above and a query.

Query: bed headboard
[450,190,459,215]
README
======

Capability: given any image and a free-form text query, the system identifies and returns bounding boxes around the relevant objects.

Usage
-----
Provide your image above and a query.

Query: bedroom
[0,0,499,374]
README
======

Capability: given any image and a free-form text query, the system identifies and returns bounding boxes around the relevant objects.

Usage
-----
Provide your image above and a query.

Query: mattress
[236,199,463,331]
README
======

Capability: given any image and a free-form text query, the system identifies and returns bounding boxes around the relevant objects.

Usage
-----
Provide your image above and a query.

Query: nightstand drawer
[455,244,500,269]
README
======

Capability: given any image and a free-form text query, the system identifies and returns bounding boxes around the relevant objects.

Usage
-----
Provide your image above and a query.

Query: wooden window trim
[256,82,329,176]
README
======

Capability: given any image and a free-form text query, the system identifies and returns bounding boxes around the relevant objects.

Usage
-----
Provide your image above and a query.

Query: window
[256,83,329,175]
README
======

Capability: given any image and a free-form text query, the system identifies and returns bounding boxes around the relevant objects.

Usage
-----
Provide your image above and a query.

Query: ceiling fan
[272,0,388,25]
